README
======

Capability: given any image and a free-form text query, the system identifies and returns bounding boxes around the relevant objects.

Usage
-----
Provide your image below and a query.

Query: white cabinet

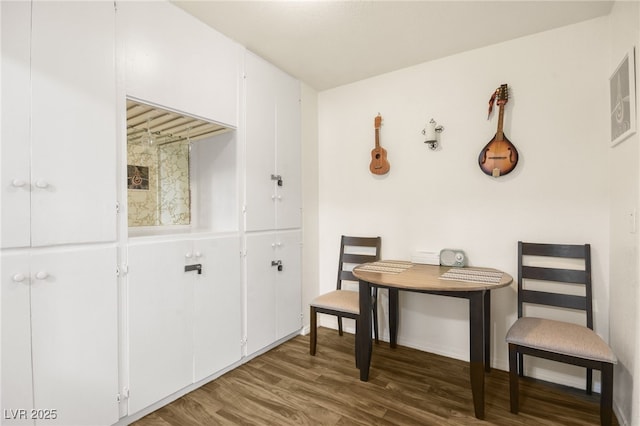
[246,230,302,355]
[1,1,117,249]
[119,1,241,128]
[1,247,119,426]
[127,235,241,414]
[244,51,302,356]
[244,52,302,232]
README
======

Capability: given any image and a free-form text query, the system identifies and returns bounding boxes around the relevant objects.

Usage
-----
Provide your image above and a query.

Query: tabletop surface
[352,260,513,292]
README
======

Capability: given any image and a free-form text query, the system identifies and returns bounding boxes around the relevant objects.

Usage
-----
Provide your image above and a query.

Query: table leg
[358,279,372,381]
[469,291,485,419]
[388,288,399,348]
[484,290,491,373]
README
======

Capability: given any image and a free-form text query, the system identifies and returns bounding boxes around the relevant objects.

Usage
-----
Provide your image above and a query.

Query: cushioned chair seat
[310,290,359,315]
[506,317,617,364]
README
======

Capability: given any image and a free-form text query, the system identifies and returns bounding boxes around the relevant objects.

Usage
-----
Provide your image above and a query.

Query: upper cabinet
[1,1,117,248]
[244,52,302,232]
[118,1,242,128]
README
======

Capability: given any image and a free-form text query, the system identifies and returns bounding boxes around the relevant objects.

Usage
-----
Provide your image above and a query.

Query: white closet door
[1,1,32,249]
[275,230,302,339]
[127,240,194,414]
[275,76,302,230]
[245,233,278,354]
[193,236,242,381]
[30,246,119,426]
[244,52,277,232]
[1,253,34,425]
[30,2,116,247]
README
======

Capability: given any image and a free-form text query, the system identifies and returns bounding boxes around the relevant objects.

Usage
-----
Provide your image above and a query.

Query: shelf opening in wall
[126,98,237,236]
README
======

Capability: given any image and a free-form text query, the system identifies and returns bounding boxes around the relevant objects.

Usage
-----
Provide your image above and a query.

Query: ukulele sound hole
[375,153,380,159]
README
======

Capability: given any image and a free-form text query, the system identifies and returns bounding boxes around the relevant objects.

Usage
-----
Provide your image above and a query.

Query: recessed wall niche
[126,99,237,234]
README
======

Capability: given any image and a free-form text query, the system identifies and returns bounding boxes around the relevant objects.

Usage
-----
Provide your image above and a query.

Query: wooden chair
[506,242,617,426]
[309,235,381,358]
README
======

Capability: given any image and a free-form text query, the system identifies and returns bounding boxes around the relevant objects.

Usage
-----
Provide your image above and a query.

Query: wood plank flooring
[132,327,617,425]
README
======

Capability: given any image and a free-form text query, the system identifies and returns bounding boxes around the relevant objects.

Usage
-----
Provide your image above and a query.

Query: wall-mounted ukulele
[478,84,519,177]
[370,114,390,175]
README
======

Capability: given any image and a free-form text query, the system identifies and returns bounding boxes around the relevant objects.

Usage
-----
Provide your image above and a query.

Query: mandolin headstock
[497,84,509,105]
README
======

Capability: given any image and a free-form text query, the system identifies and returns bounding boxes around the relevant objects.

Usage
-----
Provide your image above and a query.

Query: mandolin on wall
[478,84,519,177]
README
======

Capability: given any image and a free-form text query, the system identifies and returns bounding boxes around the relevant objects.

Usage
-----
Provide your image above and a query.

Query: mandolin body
[478,134,518,177]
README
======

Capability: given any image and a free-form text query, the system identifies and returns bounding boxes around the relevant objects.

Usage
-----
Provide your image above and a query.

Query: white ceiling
[172,1,614,91]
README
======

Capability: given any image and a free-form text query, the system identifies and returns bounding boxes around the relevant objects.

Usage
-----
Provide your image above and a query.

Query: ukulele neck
[375,128,381,149]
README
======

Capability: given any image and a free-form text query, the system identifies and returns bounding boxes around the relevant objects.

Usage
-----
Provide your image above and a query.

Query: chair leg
[354,320,359,368]
[508,343,519,414]
[600,362,614,426]
[310,307,317,356]
[338,316,344,336]
[518,352,524,377]
[372,289,379,344]
[586,367,593,395]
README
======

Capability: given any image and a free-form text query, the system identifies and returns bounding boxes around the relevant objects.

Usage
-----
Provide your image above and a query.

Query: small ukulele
[370,114,390,175]
[478,84,519,177]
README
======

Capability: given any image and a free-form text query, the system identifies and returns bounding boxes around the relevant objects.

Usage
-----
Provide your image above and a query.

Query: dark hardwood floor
[132,327,616,425]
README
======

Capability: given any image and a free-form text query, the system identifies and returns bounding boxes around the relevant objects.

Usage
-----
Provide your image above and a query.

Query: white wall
[607,2,640,425]
[316,16,612,390]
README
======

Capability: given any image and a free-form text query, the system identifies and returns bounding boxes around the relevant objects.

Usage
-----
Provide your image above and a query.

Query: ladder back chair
[309,235,381,359]
[505,241,617,426]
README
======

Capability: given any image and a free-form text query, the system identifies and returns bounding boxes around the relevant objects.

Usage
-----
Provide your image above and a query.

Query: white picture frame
[609,47,636,147]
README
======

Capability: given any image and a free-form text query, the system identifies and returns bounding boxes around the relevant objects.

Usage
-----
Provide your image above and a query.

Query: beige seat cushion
[506,317,617,364]
[310,290,359,315]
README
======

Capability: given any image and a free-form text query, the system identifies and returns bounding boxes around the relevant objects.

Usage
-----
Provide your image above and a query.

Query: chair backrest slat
[518,241,593,329]
[337,235,381,289]
[522,265,588,284]
[521,242,587,258]
[343,253,377,265]
[340,270,356,282]
[520,290,587,311]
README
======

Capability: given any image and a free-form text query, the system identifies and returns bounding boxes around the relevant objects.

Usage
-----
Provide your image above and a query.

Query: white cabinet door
[29,2,116,247]
[29,246,119,426]
[193,236,242,382]
[274,78,302,230]
[275,230,302,339]
[245,231,302,355]
[127,240,194,414]
[1,1,31,249]
[245,52,277,232]
[1,253,34,425]
[120,1,240,127]
[245,233,278,354]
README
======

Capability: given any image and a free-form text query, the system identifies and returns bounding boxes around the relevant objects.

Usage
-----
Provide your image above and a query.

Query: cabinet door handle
[270,174,283,186]
[11,179,27,188]
[12,273,27,283]
[35,180,49,189]
[271,260,283,271]
[34,271,49,280]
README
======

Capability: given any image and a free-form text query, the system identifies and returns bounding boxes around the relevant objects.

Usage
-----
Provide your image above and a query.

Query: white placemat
[356,261,413,274]
[440,268,503,284]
